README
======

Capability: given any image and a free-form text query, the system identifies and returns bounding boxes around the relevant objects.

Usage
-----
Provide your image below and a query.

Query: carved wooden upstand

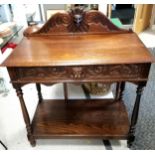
[1,8,153,147]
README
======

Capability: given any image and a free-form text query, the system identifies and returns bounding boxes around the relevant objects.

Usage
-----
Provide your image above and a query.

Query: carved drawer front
[16,64,149,82]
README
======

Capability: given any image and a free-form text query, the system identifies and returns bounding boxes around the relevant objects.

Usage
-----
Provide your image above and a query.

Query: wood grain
[25,9,127,36]
[1,33,153,67]
[32,99,129,139]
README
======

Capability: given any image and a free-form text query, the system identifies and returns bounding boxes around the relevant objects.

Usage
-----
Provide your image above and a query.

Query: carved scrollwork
[87,65,141,78]
[16,64,149,82]
[24,7,130,36]
[67,7,89,32]
[68,67,85,79]
[19,67,66,78]
[85,11,120,32]
[39,13,71,33]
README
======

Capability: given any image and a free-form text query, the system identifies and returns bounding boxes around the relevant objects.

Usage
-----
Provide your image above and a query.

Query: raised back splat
[24,7,131,37]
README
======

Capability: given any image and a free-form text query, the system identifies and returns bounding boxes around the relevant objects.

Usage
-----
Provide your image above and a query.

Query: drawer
[8,63,150,83]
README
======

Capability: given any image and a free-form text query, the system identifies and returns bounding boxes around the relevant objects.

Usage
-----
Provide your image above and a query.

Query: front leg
[127,82,145,147]
[14,84,36,146]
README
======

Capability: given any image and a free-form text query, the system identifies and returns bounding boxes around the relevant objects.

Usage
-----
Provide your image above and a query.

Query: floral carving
[25,8,129,36]
[67,7,89,32]
[16,64,148,82]
[68,67,85,79]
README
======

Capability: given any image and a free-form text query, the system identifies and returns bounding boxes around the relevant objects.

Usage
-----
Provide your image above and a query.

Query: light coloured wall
[99,4,107,15]
[42,4,66,21]
[11,4,27,28]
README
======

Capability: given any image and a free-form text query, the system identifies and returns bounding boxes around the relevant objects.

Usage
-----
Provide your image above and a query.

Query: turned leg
[63,83,68,101]
[36,83,43,103]
[127,83,145,147]
[115,82,125,100]
[15,85,36,146]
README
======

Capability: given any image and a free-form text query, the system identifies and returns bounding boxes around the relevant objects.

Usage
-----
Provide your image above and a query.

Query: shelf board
[32,99,129,139]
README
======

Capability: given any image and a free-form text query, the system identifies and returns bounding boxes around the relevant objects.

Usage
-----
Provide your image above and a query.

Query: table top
[1,32,153,67]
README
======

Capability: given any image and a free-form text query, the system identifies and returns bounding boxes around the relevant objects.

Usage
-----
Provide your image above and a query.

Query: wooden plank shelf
[32,99,130,139]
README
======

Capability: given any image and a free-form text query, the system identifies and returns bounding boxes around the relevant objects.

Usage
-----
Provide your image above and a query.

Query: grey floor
[124,48,155,149]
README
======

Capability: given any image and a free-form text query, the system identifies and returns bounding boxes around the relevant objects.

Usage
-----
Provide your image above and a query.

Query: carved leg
[63,83,68,102]
[15,85,36,146]
[36,83,43,103]
[127,83,145,148]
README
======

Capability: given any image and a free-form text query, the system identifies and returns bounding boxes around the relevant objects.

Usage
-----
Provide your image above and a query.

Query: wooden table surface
[1,33,153,67]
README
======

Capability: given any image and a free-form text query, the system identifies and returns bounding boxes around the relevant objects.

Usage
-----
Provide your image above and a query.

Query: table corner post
[127,82,146,148]
[13,84,36,147]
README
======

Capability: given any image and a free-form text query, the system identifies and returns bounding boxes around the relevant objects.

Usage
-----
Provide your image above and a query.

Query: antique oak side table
[1,9,153,147]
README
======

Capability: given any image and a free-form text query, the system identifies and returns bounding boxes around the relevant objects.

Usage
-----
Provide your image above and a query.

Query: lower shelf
[32,99,130,139]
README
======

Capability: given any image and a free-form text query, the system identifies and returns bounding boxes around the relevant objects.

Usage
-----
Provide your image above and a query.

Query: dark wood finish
[0,9,153,147]
[25,8,127,36]
[32,99,129,139]
[13,85,36,146]
[1,34,153,67]
[118,82,125,100]
[36,83,43,103]
[63,83,68,101]
[127,82,145,147]
[115,82,121,100]
[7,63,150,84]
